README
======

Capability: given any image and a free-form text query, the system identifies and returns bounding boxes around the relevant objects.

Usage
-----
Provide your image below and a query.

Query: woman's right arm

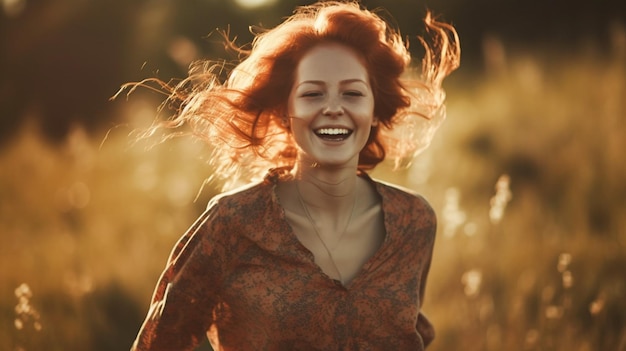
[131,201,227,351]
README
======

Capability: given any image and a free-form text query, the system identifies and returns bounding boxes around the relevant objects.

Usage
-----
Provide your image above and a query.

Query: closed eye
[344,90,365,97]
[301,91,323,98]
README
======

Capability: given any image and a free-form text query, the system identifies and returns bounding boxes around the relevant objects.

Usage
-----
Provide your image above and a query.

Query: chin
[314,157,360,169]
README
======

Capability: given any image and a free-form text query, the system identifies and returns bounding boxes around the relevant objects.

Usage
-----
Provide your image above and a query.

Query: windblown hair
[117,1,460,188]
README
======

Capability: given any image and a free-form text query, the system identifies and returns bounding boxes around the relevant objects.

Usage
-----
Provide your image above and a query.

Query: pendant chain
[296,182,357,285]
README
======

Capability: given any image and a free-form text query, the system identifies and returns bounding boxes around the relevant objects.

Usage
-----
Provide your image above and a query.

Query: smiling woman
[120,1,460,350]
[287,42,375,169]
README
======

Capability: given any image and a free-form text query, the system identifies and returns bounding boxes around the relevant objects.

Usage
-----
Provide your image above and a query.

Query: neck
[292,157,359,213]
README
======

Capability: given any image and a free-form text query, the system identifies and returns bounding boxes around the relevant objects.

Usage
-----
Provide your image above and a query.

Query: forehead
[294,42,369,84]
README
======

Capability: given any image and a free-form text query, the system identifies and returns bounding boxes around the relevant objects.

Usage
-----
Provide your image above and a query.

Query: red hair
[118,1,460,186]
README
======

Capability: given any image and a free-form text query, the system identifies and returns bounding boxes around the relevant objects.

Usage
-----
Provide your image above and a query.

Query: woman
[129,1,460,350]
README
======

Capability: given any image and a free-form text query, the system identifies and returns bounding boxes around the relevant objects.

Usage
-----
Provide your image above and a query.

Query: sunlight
[2,0,26,17]
[233,0,277,10]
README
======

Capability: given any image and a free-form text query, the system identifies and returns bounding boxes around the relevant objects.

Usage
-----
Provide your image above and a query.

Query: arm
[131,203,227,351]
[416,201,437,348]
[416,256,435,347]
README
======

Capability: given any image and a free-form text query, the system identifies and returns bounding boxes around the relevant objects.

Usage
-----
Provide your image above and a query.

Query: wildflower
[545,305,564,319]
[489,174,512,224]
[562,270,574,289]
[442,187,466,237]
[557,252,574,288]
[557,252,572,272]
[462,269,482,297]
[589,294,605,315]
[14,283,42,332]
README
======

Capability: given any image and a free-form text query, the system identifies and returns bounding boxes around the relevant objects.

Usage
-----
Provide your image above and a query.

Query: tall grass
[1,37,625,350]
[414,34,626,351]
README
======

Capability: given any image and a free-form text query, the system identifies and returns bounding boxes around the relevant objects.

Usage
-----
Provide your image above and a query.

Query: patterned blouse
[131,169,437,351]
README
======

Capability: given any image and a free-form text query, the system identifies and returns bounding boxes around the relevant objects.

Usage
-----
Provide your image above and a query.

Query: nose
[322,96,344,116]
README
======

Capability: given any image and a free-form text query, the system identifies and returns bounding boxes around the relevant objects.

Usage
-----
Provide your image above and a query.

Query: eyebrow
[297,79,368,87]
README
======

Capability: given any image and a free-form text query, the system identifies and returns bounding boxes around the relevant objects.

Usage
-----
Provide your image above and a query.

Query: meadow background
[1,0,626,350]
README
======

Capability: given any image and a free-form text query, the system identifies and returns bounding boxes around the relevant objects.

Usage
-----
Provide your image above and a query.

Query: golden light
[2,0,26,17]
[233,0,277,10]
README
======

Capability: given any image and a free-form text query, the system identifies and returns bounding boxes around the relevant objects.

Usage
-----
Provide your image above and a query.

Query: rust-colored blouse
[132,170,437,351]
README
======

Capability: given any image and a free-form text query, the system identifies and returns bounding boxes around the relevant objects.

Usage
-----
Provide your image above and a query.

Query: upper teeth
[316,128,350,135]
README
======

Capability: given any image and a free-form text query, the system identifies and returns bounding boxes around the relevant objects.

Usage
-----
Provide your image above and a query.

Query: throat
[296,181,358,285]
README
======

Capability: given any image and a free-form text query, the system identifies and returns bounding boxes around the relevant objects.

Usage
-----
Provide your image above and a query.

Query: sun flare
[233,0,277,10]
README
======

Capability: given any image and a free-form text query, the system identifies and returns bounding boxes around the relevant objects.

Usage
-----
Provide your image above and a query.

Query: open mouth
[314,128,353,141]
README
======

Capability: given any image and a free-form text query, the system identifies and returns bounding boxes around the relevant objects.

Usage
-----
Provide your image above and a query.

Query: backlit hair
[117,1,460,188]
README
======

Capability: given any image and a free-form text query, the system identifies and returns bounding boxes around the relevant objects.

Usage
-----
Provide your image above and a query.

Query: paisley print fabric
[132,170,437,351]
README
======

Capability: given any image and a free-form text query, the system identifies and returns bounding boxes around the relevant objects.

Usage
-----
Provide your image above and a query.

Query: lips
[314,127,353,141]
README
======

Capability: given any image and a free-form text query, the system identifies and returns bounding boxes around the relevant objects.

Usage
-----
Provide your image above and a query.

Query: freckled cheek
[289,102,321,120]
[350,108,376,125]
[344,99,374,114]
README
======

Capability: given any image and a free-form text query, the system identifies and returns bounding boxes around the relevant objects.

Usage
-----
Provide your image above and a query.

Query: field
[1,37,625,350]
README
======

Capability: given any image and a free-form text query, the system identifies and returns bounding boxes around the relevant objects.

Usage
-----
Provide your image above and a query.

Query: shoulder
[173,181,270,251]
[373,178,435,215]
[207,180,273,211]
[201,180,276,231]
[206,167,291,213]
[370,179,437,253]
[370,177,437,236]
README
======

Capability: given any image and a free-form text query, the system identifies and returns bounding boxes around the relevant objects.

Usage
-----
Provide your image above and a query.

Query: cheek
[354,104,376,124]
[289,118,311,137]
[287,94,303,117]
[289,100,320,120]
[353,94,375,113]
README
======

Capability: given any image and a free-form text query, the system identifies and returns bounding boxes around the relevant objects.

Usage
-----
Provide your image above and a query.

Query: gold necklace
[296,182,357,285]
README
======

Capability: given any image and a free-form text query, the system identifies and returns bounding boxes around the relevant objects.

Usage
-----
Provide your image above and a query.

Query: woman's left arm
[416,201,437,348]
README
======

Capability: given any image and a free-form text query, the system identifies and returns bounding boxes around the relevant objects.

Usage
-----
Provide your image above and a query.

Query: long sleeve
[131,200,228,351]
[416,205,437,348]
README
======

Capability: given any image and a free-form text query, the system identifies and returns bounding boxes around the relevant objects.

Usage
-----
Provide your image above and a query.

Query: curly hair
[117,1,460,187]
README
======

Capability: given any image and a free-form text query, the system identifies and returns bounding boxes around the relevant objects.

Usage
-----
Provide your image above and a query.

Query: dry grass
[1,39,625,350]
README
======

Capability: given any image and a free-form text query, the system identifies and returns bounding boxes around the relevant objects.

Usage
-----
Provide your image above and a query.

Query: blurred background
[1,0,625,350]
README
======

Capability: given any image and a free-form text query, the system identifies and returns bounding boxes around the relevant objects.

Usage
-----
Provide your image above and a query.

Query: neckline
[296,180,358,286]
[270,170,390,289]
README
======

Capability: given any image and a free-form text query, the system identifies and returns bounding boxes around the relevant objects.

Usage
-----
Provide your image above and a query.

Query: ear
[371,117,379,127]
[281,115,291,128]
